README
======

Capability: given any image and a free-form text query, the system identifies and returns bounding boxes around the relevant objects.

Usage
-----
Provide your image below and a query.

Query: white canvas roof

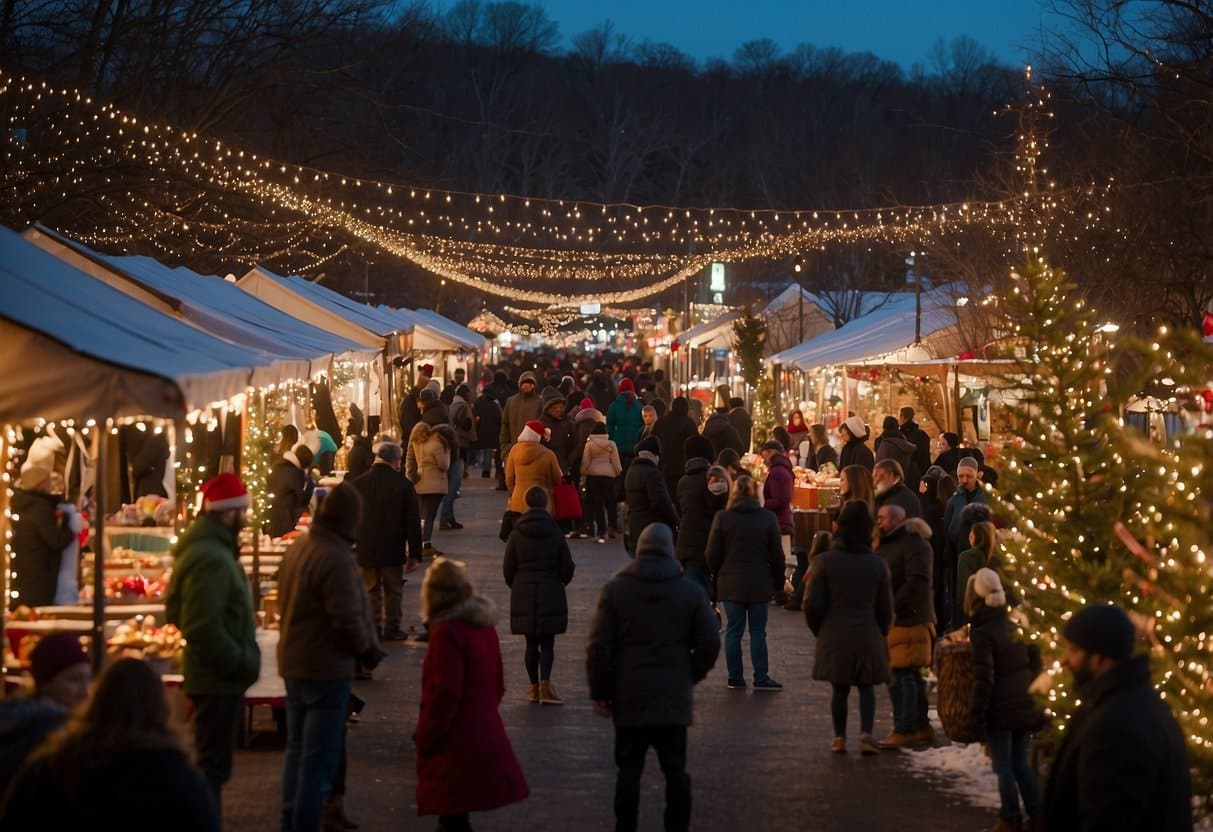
[677,310,742,349]
[768,290,962,370]
[378,306,486,352]
[236,267,386,349]
[0,226,278,421]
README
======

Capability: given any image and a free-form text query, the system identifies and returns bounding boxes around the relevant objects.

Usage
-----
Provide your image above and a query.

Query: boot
[985,818,1022,832]
[528,683,540,704]
[538,680,564,705]
[323,794,359,830]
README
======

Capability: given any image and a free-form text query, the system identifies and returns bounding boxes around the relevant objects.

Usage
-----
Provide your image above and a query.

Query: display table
[34,603,165,622]
[793,509,834,550]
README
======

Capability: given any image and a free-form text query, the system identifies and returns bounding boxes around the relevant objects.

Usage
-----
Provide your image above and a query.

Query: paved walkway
[223,476,994,831]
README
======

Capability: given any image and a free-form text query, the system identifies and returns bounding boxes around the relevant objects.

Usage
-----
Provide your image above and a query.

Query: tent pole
[0,428,9,610]
[245,391,261,614]
[91,422,107,672]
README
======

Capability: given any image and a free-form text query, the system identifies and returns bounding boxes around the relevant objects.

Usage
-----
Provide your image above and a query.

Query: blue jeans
[440,455,463,521]
[281,678,351,832]
[889,667,929,733]
[722,601,769,683]
[987,729,1041,820]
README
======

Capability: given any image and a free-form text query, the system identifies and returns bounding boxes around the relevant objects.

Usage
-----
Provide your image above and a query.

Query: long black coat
[674,458,725,568]
[1042,655,1192,831]
[899,419,932,487]
[346,436,374,480]
[267,458,310,538]
[804,545,893,685]
[586,550,720,727]
[502,509,575,635]
[728,407,753,452]
[838,437,875,471]
[651,405,699,495]
[473,393,502,451]
[875,481,923,519]
[9,489,73,609]
[704,497,785,605]
[349,463,423,568]
[623,457,678,552]
[130,431,170,498]
[874,518,935,626]
[702,412,744,457]
[968,605,1042,733]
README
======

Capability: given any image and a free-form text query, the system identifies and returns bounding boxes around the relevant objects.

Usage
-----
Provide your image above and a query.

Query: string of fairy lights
[0,70,1123,305]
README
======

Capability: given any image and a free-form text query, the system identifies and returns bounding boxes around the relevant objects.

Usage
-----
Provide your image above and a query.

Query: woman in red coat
[416,557,529,830]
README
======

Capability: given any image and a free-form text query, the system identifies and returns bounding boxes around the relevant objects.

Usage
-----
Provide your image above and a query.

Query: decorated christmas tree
[993,258,1213,812]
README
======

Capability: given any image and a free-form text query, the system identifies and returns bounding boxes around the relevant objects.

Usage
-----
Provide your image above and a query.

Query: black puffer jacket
[839,437,875,471]
[266,458,311,538]
[651,400,699,495]
[804,545,893,685]
[623,456,678,552]
[1042,655,1192,832]
[874,428,919,486]
[586,532,720,727]
[503,509,575,636]
[345,435,374,480]
[349,462,423,568]
[874,518,935,626]
[704,496,785,604]
[674,458,725,568]
[702,412,744,457]
[9,489,74,610]
[968,604,1042,732]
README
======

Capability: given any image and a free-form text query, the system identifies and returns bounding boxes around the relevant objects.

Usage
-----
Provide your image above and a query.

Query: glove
[358,646,388,670]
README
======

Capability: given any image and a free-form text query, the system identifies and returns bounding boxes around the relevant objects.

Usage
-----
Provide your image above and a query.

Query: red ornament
[1203,310,1213,338]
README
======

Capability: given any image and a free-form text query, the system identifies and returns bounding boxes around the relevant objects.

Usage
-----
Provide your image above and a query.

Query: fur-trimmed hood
[574,407,605,425]
[409,420,456,448]
[903,517,932,540]
[425,594,498,628]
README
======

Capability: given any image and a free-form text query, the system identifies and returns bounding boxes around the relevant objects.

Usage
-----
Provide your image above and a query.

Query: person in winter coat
[873,459,923,519]
[440,385,477,530]
[129,430,170,498]
[499,371,544,470]
[0,658,219,832]
[623,436,678,555]
[581,424,622,542]
[727,398,753,452]
[873,416,920,490]
[675,438,726,599]
[965,569,1043,832]
[933,431,986,478]
[164,474,260,810]
[398,385,423,447]
[955,520,1000,628]
[505,421,563,516]
[345,432,374,481]
[571,397,605,488]
[419,384,449,428]
[838,415,875,472]
[350,441,423,640]
[873,505,936,749]
[277,483,382,832]
[415,558,529,830]
[1043,603,1191,832]
[702,409,744,457]
[473,388,503,479]
[652,397,699,497]
[406,421,455,558]
[786,409,810,448]
[810,423,839,471]
[803,501,894,755]
[837,464,877,521]
[705,475,786,691]
[267,444,314,538]
[9,467,79,610]
[440,367,467,406]
[898,406,932,489]
[586,523,720,832]
[0,633,91,793]
[760,439,794,536]
[606,378,644,467]
[921,470,953,624]
[503,487,576,706]
[943,457,990,626]
[539,388,577,477]
[585,369,615,415]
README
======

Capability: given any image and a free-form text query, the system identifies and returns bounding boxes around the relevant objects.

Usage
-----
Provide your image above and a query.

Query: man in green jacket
[165,473,260,811]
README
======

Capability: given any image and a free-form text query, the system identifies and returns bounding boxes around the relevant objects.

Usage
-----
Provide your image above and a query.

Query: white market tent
[236,267,387,350]
[379,306,486,353]
[23,227,379,373]
[0,226,283,423]
[677,309,741,350]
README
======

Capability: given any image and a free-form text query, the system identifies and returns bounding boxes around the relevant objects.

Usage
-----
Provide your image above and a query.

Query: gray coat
[874,518,935,626]
[704,497,785,605]
[586,548,720,727]
[804,545,894,685]
[503,509,575,635]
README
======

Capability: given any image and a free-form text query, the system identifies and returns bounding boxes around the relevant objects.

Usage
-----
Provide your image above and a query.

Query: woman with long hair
[837,465,876,520]
[955,521,998,627]
[0,658,218,830]
[810,424,839,471]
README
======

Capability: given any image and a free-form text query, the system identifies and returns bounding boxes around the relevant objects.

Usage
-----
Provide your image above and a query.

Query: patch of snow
[901,738,1001,812]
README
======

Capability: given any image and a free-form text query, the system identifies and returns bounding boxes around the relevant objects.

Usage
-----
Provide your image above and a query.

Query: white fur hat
[972,567,1007,607]
[842,415,867,439]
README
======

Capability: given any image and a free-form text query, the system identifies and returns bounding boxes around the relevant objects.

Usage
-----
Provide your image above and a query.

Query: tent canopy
[0,226,279,421]
[237,268,387,350]
[677,310,742,350]
[768,290,965,370]
[375,306,486,353]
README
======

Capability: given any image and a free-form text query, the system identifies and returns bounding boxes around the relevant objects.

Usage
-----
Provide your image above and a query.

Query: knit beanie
[684,435,715,463]
[313,482,362,542]
[972,568,1007,607]
[618,378,635,393]
[580,398,595,411]
[1062,603,1137,661]
[957,456,980,472]
[636,523,675,558]
[635,435,661,456]
[30,633,89,688]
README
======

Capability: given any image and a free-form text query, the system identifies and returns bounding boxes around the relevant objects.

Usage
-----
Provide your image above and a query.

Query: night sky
[445,0,1051,69]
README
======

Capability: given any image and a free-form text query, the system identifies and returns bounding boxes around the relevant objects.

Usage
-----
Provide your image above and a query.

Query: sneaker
[878,731,918,750]
[596,537,606,544]
[753,678,783,692]
[859,733,881,755]
[726,679,746,690]
[829,737,846,753]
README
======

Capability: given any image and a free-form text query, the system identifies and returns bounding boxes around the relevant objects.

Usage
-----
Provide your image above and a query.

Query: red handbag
[552,481,583,521]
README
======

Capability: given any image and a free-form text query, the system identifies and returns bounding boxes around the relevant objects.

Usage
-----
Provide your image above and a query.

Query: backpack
[933,628,982,743]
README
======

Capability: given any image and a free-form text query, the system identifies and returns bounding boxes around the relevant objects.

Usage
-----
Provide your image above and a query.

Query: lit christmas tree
[993,259,1213,812]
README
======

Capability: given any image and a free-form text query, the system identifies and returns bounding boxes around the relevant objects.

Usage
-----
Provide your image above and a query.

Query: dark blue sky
[448,0,1052,69]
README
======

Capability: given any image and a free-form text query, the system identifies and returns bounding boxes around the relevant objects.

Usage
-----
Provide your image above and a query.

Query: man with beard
[164,473,261,811]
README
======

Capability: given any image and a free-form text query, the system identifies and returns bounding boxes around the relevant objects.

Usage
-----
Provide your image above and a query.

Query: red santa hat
[200,473,250,512]
[618,378,635,393]
[519,420,550,443]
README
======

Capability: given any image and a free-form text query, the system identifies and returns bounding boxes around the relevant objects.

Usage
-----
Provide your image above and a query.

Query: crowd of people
[0,351,1195,832]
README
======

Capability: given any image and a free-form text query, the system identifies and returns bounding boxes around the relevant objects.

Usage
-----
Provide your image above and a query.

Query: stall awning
[768,291,963,370]
[677,310,742,350]
[236,268,387,350]
[0,226,279,421]
[378,306,487,353]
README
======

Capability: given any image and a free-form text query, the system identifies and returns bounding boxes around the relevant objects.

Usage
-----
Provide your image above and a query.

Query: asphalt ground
[222,475,996,831]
